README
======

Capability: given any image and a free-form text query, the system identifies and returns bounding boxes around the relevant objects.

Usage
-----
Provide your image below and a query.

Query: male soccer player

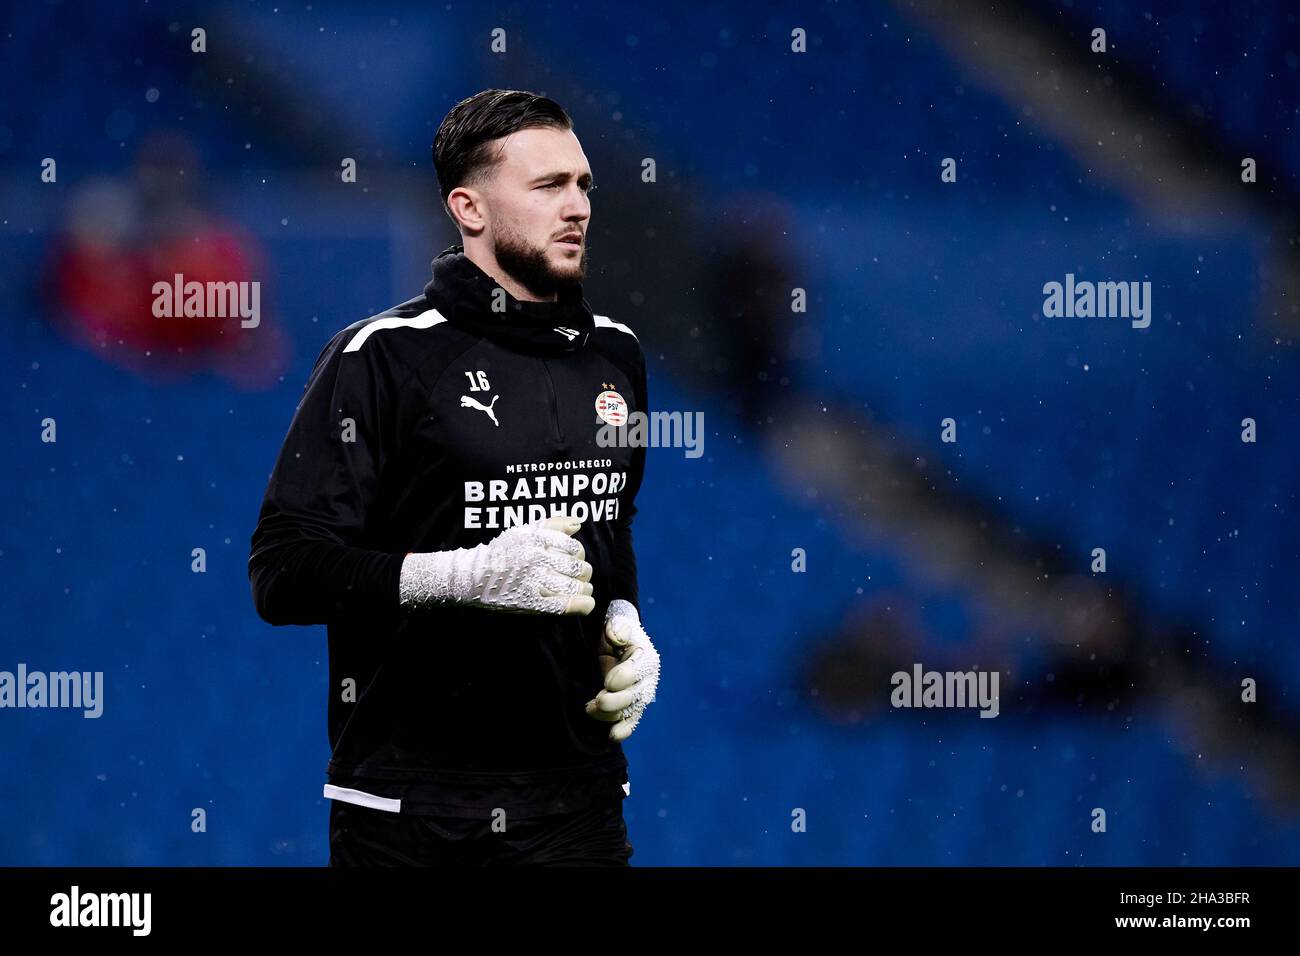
[248,89,660,866]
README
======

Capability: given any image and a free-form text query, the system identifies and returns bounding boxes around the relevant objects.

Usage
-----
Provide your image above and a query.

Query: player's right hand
[462,515,595,616]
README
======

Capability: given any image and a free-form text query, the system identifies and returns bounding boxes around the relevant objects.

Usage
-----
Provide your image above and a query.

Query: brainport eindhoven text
[464,468,629,528]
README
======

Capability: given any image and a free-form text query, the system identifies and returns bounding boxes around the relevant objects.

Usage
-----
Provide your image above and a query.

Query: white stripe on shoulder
[593,314,638,341]
[323,784,402,813]
[343,308,448,353]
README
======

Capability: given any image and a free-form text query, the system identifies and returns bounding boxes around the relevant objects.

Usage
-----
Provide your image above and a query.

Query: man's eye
[542,181,594,192]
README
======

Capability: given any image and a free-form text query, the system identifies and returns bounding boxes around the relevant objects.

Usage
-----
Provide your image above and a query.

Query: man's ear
[446,185,486,233]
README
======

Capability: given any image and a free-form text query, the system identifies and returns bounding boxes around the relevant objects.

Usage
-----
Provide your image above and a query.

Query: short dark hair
[432,89,574,224]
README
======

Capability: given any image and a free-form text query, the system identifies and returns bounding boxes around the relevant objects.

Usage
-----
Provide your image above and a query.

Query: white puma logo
[460,394,500,426]
[554,326,579,341]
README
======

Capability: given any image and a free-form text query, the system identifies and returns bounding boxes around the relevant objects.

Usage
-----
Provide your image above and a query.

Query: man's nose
[561,185,590,219]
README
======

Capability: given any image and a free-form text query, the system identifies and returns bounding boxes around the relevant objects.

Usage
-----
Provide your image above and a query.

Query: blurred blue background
[1,0,1298,865]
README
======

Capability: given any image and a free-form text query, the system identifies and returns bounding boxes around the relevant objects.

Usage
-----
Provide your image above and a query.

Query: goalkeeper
[248,89,659,866]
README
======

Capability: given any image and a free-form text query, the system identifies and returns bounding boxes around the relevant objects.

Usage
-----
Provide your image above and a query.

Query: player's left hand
[586,599,660,742]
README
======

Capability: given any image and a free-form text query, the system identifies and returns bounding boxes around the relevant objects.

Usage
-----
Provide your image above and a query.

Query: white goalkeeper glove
[398,515,595,616]
[586,599,660,741]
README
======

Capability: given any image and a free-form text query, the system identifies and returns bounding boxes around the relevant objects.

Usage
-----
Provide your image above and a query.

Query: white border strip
[594,314,638,341]
[343,308,448,353]
[323,784,402,813]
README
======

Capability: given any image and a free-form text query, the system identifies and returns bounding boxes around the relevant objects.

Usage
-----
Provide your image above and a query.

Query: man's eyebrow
[529,170,595,187]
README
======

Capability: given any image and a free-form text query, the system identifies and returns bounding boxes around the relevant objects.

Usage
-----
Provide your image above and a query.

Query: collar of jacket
[422,243,595,355]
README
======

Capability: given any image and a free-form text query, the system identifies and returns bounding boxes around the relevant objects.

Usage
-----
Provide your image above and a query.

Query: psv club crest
[595,384,627,426]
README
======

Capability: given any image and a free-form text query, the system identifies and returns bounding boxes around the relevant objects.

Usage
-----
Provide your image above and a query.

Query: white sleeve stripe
[343,308,448,353]
[593,314,638,341]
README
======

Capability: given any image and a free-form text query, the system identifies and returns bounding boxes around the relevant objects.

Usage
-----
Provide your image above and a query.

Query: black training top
[248,243,647,818]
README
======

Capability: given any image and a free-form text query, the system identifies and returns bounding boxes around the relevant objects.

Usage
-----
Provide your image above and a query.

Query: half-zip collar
[423,243,595,356]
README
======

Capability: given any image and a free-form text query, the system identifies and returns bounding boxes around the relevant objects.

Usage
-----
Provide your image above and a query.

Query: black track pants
[328,798,634,867]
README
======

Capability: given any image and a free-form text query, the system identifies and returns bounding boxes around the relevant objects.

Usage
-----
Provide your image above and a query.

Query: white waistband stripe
[323,784,402,813]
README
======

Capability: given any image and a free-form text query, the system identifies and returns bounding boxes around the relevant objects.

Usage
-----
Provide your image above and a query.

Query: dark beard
[493,230,586,300]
